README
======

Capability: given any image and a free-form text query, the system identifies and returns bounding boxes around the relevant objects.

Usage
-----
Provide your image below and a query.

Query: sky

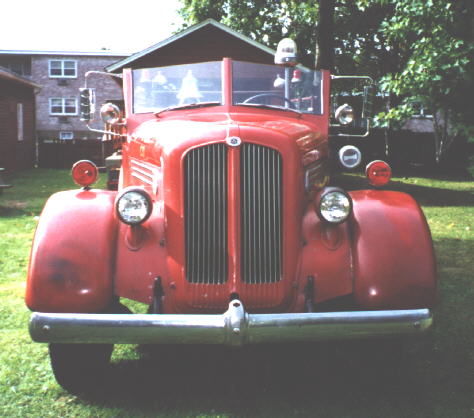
[1,0,184,53]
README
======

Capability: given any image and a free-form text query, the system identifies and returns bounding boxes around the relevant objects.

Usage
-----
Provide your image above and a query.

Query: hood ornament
[226,136,241,147]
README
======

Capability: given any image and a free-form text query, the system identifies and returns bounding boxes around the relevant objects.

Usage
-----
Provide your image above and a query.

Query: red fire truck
[26,40,436,394]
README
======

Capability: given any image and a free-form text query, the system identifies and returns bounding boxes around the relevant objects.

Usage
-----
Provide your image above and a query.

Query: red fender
[350,190,437,309]
[26,189,118,313]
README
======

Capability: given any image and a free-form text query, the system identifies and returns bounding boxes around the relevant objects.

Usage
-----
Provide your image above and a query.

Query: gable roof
[106,19,276,73]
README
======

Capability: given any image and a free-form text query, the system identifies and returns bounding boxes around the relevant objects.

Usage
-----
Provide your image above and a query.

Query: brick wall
[32,55,125,141]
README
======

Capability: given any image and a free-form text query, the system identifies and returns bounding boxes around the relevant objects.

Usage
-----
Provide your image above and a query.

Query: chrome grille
[184,144,228,284]
[241,144,282,283]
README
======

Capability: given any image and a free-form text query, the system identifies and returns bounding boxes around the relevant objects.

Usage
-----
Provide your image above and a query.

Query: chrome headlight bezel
[317,187,352,224]
[116,188,153,225]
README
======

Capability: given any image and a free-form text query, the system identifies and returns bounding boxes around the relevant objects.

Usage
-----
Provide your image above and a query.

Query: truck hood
[130,110,327,156]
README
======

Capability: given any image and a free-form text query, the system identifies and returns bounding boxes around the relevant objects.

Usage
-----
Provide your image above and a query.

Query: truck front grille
[184,143,282,285]
[184,144,228,284]
[241,144,282,283]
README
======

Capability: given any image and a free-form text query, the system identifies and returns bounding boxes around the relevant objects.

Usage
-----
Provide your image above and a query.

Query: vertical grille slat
[185,144,228,284]
[241,144,282,284]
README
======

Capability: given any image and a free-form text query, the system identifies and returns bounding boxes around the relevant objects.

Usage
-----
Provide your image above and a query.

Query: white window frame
[49,59,77,78]
[49,98,78,115]
[59,131,74,141]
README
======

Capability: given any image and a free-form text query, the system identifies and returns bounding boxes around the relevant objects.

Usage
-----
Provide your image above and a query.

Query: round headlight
[116,189,152,225]
[317,188,352,224]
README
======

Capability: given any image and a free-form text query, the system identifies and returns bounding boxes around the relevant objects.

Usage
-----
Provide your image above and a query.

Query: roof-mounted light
[275,38,298,66]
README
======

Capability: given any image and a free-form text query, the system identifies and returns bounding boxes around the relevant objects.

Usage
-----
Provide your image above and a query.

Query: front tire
[48,301,131,395]
[49,343,113,395]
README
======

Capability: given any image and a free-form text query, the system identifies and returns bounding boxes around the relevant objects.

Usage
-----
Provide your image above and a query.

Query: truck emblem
[226,136,241,147]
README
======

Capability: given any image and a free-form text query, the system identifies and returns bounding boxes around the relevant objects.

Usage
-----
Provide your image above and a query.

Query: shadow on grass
[334,173,474,207]
[76,335,470,416]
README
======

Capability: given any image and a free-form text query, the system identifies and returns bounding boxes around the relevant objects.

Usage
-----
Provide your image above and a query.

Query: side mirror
[79,88,95,122]
[100,103,122,125]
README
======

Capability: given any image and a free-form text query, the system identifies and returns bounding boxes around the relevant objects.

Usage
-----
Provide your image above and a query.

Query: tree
[179,0,474,166]
[374,0,474,163]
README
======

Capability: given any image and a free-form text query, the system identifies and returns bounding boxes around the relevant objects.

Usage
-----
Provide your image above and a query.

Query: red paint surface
[350,190,437,309]
[26,190,117,312]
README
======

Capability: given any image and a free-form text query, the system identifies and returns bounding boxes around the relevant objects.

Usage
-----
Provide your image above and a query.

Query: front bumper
[30,299,432,346]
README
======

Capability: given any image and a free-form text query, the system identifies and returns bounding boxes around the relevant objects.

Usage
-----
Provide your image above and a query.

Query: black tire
[49,301,131,395]
[49,343,113,396]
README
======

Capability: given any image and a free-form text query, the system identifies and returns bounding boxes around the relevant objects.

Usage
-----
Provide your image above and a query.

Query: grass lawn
[0,168,473,418]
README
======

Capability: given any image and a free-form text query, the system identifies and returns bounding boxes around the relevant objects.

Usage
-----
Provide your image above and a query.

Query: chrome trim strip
[130,159,156,170]
[30,300,432,346]
[130,159,161,193]
[131,172,153,185]
[131,166,153,179]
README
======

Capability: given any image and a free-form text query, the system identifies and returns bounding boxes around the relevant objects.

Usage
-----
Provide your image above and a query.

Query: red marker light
[366,160,391,187]
[71,160,98,188]
[291,69,302,83]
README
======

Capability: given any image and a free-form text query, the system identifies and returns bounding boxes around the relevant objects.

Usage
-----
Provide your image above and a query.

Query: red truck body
[26,57,436,394]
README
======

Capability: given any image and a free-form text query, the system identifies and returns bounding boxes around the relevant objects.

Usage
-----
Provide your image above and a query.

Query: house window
[49,60,77,78]
[17,103,24,141]
[59,131,74,141]
[50,98,78,115]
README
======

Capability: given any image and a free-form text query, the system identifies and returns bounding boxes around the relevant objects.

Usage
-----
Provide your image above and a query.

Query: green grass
[0,168,473,417]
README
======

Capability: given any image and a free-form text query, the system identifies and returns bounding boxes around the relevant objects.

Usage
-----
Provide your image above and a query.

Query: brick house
[0,66,39,171]
[0,50,129,144]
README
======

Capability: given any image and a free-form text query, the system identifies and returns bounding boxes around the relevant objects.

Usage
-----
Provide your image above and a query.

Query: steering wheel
[242,93,292,106]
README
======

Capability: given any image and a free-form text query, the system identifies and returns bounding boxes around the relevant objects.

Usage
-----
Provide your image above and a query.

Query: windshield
[132,60,323,115]
[133,62,223,113]
[232,61,323,114]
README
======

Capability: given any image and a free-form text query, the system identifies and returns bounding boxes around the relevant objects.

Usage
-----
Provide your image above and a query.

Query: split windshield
[133,60,323,115]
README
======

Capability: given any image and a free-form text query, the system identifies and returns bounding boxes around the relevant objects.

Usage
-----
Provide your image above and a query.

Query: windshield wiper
[237,103,301,115]
[155,102,220,116]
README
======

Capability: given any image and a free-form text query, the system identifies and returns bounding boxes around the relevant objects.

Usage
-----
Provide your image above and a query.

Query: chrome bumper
[29,300,432,346]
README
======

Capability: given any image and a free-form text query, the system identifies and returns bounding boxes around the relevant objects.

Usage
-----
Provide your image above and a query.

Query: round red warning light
[366,160,392,187]
[71,160,98,188]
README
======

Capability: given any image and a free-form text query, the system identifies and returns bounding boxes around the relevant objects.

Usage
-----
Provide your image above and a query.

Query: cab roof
[106,19,277,73]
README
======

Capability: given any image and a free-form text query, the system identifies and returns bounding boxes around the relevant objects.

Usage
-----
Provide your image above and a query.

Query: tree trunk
[316,0,335,71]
